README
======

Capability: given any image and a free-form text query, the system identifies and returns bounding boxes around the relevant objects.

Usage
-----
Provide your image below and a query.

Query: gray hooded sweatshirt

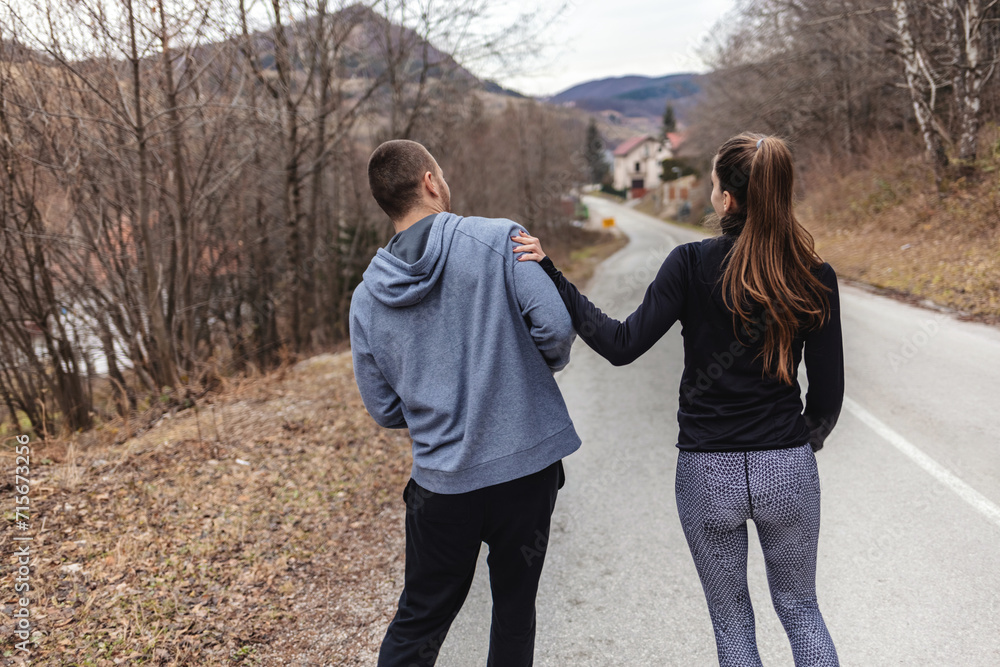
[349,212,581,494]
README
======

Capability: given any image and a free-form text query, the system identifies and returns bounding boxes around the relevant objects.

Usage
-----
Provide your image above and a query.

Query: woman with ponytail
[512,133,842,666]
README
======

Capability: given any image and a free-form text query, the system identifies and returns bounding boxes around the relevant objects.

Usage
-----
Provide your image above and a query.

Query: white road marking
[844,396,1000,529]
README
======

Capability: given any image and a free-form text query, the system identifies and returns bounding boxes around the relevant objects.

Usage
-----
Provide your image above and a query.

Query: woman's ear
[722,191,732,214]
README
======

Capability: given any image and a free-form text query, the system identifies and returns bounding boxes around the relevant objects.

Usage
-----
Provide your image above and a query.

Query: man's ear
[423,170,440,198]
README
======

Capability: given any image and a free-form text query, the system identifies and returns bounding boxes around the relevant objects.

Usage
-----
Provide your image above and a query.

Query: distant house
[660,173,699,220]
[612,134,678,197]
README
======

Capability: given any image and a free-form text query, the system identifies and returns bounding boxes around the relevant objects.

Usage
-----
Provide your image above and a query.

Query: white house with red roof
[612,133,683,197]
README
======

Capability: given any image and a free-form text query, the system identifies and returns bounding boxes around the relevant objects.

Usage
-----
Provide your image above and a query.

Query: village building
[612,133,683,197]
[658,173,699,220]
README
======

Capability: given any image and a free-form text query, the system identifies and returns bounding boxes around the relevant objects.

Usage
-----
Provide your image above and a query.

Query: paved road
[436,196,1000,666]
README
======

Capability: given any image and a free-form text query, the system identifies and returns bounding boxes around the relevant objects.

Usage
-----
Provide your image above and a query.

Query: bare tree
[0,0,591,437]
[692,0,1000,185]
[0,37,92,433]
[893,0,951,185]
[948,0,997,170]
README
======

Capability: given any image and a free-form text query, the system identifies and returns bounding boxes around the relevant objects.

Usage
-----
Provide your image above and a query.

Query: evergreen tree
[584,118,610,184]
[662,104,677,137]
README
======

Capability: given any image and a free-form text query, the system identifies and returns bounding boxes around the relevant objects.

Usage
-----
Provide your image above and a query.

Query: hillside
[4,4,521,102]
[549,73,703,123]
[800,151,1000,323]
[197,3,498,96]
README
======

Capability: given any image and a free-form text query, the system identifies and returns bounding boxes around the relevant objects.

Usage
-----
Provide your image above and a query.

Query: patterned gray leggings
[674,443,840,667]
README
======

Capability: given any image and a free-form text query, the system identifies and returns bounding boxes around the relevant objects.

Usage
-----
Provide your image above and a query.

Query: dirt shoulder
[557,231,629,286]
[800,156,1000,325]
[1,352,411,666]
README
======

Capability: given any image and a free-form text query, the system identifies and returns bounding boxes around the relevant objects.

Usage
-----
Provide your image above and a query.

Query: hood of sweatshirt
[362,212,460,308]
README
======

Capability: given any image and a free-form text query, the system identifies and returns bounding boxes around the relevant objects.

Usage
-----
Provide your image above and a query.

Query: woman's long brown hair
[715,133,831,385]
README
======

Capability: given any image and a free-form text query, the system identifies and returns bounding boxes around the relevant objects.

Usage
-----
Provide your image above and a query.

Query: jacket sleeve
[511,235,576,372]
[538,245,688,367]
[349,289,407,429]
[802,264,845,452]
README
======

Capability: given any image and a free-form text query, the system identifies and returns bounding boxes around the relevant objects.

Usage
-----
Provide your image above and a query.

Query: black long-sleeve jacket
[538,234,844,452]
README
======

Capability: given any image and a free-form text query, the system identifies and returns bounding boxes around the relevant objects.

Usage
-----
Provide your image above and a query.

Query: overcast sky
[471,0,737,97]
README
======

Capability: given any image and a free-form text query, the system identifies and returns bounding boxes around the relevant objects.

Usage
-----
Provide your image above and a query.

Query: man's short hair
[368,140,437,221]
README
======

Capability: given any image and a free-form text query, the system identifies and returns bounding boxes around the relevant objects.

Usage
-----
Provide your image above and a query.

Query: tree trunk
[158,0,194,371]
[127,0,177,388]
[306,0,332,347]
[956,0,985,172]
[893,0,950,187]
[99,310,135,415]
[270,0,304,355]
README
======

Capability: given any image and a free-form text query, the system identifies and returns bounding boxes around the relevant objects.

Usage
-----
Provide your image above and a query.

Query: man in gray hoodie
[350,139,581,666]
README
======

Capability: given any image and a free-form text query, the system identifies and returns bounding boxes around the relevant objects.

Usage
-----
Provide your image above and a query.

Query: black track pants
[378,460,564,667]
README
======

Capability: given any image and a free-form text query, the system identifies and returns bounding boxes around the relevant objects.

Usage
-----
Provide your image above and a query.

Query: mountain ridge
[547,72,703,123]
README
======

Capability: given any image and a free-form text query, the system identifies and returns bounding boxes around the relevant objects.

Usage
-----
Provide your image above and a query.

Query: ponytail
[715,133,831,385]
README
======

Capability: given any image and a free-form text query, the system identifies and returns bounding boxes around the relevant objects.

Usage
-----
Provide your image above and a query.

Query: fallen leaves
[0,351,411,666]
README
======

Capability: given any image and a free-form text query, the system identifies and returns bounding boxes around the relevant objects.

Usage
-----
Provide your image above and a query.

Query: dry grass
[558,231,629,286]
[799,140,1000,322]
[1,351,411,666]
